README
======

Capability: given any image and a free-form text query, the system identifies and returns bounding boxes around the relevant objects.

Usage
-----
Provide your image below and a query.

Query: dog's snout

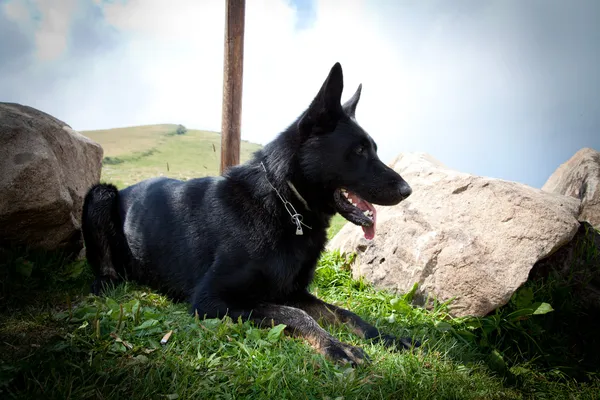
[399,182,412,198]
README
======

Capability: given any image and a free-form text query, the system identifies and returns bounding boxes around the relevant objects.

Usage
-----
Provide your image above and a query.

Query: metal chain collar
[260,162,312,235]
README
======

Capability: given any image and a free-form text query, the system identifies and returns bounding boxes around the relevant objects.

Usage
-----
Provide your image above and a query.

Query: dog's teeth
[343,192,349,198]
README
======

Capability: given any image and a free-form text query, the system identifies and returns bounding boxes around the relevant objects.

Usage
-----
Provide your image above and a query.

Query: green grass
[328,214,347,240]
[1,249,599,399]
[82,124,263,189]
[1,125,599,398]
[84,124,180,157]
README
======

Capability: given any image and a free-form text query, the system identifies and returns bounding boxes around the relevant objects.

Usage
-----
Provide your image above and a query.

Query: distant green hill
[81,124,263,189]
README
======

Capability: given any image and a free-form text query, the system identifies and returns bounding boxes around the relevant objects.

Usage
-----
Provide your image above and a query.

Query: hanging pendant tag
[290,213,304,236]
[295,220,304,235]
[293,216,303,235]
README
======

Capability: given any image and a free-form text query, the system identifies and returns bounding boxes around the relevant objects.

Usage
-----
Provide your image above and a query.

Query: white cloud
[3,0,29,22]
[96,0,226,130]
[33,0,78,61]
[4,0,78,61]
[241,0,408,146]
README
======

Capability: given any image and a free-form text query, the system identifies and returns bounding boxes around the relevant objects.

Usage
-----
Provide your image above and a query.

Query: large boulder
[0,103,103,254]
[328,153,581,317]
[542,147,600,229]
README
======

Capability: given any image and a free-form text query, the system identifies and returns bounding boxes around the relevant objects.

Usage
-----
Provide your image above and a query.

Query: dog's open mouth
[333,188,377,240]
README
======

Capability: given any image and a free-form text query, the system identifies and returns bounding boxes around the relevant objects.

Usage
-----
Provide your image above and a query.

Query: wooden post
[220,0,246,175]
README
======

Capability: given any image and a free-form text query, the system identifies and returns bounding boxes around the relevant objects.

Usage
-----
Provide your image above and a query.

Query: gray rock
[542,147,600,229]
[328,153,581,317]
[0,103,103,254]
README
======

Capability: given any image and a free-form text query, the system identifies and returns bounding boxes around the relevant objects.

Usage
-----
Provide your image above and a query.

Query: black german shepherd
[82,62,416,365]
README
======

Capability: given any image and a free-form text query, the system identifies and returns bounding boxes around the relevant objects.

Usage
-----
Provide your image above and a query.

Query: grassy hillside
[82,124,263,189]
[84,124,180,157]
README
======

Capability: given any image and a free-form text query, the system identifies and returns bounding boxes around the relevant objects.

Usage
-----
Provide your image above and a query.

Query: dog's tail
[82,183,131,294]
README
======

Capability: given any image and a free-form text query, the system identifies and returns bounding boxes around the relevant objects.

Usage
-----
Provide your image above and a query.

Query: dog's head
[296,62,412,240]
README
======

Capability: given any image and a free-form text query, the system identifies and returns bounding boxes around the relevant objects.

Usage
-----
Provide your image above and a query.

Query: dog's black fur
[82,63,416,365]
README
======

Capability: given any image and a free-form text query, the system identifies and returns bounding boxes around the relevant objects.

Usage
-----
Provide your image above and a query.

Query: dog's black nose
[399,182,412,198]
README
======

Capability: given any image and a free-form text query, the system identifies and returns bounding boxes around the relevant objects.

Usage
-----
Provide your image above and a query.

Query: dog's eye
[355,145,365,155]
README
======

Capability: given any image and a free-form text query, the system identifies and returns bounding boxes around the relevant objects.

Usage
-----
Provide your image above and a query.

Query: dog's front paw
[323,339,370,366]
[377,333,421,351]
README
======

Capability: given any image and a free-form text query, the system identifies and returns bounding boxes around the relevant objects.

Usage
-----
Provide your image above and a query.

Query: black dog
[82,62,415,365]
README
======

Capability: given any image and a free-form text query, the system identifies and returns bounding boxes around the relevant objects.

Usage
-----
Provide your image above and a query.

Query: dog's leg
[254,303,371,365]
[193,300,370,365]
[287,291,419,350]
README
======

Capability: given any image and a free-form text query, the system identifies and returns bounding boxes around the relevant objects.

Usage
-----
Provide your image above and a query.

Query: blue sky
[286,0,316,30]
[1,0,599,188]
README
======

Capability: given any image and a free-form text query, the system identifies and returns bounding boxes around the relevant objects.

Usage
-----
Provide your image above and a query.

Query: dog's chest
[263,231,325,297]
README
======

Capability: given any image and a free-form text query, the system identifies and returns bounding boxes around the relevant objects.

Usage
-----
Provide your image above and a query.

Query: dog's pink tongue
[362,225,375,240]
[361,202,377,240]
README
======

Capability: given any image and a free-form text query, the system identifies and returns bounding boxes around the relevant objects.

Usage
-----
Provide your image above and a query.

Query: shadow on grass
[103,148,160,166]
[0,246,93,311]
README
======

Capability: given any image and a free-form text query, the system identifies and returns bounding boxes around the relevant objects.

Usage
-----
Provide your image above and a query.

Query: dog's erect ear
[342,84,362,118]
[315,62,344,111]
[298,62,344,134]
